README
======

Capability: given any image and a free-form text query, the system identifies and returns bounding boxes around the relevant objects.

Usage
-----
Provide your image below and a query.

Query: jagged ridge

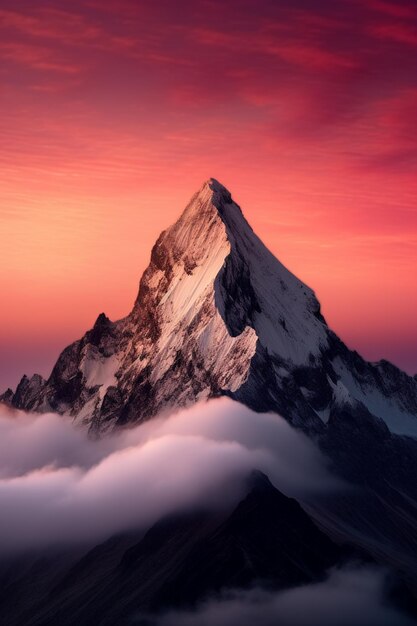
[2,178,417,440]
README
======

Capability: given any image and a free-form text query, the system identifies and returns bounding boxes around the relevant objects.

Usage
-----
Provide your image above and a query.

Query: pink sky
[1,0,417,389]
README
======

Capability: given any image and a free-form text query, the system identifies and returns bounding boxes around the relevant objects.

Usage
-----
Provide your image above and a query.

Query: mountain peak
[127,179,330,404]
[196,177,229,195]
[187,178,240,224]
[202,177,228,193]
[5,179,417,440]
[201,177,232,203]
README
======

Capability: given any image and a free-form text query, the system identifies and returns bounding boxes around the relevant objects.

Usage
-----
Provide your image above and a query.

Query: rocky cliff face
[3,178,417,439]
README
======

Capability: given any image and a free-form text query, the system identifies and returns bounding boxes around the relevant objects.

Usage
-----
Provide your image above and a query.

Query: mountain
[3,178,417,439]
[2,178,417,622]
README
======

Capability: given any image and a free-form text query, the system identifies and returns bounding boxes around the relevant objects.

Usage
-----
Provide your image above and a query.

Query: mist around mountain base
[0,399,414,626]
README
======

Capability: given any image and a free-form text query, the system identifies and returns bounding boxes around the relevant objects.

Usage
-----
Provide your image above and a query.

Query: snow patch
[333,357,417,437]
[80,350,119,399]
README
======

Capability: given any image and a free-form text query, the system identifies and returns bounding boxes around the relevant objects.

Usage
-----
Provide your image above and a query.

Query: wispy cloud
[0,41,83,73]
[190,26,358,72]
[151,567,414,626]
[0,399,340,554]
[365,0,417,19]
[0,8,102,42]
[369,23,417,46]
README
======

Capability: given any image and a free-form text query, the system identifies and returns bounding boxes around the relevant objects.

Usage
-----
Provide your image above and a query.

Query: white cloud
[0,398,340,554]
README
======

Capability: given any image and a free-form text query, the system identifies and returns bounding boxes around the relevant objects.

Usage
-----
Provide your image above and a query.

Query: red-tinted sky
[1,0,417,389]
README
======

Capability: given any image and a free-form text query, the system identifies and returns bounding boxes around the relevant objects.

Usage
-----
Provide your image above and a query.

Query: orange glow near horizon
[1,0,417,388]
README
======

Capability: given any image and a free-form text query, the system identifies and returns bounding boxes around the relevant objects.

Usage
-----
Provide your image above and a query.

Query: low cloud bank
[0,398,340,554]
[1,401,411,625]
[149,567,413,626]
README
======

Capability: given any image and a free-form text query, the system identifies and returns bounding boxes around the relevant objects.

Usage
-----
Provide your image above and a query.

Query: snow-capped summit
[132,176,327,361]
[3,180,417,437]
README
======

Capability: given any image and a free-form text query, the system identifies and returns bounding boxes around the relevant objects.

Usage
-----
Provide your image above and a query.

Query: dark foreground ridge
[0,471,354,626]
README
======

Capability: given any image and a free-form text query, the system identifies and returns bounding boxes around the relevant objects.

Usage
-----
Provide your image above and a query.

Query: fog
[0,400,412,625]
[148,567,414,626]
[0,398,340,554]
